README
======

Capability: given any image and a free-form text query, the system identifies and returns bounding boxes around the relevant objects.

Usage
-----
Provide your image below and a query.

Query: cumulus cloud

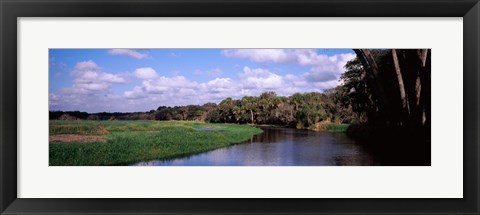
[239,67,283,90]
[303,53,356,83]
[123,75,199,101]
[222,49,356,83]
[49,61,128,112]
[284,74,308,87]
[202,78,234,93]
[121,66,332,108]
[222,49,342,66]
[70,60,126,93]
[133,67,158,80]
[222,49,291,64]
[123,86,147,99]
[108,49,150,59]
[304,67,338,82]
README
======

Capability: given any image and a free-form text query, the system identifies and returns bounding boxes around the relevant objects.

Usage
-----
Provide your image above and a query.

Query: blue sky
[49,49,355,113]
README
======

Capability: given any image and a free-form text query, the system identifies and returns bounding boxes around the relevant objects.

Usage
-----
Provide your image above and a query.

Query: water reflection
[131,127,379,166]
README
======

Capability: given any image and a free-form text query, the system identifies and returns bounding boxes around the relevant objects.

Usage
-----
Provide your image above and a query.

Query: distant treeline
[49,110,156,121]
[50,89,361,130]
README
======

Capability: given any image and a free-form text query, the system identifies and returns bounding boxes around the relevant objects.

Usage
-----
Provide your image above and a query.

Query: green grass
[309,121,349,133]
[324,123,350,133]
[49,120,263,166]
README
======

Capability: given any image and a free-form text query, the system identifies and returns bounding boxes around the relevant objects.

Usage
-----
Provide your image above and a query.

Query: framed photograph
[1,0,478,214]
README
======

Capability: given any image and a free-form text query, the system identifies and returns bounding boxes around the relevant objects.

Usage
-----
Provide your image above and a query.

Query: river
[131,126,379,166]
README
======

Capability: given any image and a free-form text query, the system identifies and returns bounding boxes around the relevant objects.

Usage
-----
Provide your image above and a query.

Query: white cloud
[124,86,147,99]
[222,49,356,83]
[71,60,100,74]
[154,76,197,90]
[133,67,158,80]
[222,49,291,63]
[123,75,199,100]
[303,53,356,83]
[100,73,127,83]
[124,73,241,105]
[108,49,150,59]
[284,74,308,87]
[222,49,341,66]
[49,61,129,112]
[74,82,110,91]
[203,78,234,92]
[304,67,338,82]
[142,81,168,94]
[239,67,283,90]
[70,60,126,94]
[313,79,342,90]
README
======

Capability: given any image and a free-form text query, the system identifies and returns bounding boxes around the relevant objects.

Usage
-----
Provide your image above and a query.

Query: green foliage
[50,120,109,135]
[203,91,347,129]
[324,123,350,133]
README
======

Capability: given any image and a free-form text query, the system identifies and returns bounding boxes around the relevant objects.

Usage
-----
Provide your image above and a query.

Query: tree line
[50,89,359,130]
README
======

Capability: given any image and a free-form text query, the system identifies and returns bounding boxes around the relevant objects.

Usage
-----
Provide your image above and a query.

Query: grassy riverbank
[256,122,349,133]
[49,120,263,166]
[309,122,350,133]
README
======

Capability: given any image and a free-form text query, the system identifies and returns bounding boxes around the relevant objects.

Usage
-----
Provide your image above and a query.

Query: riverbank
[49,120,263,166]
[254,122,349,133]
[131,126,377,166]
[311,122,350,133]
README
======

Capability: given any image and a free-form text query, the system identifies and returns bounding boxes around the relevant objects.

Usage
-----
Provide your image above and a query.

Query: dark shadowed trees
[350,49,431,151]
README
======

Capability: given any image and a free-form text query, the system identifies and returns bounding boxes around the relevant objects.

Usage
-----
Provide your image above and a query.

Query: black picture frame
[1,0,479,214]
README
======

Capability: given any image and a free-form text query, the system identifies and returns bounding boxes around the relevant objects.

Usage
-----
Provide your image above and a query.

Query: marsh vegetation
[49,120,262,166]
